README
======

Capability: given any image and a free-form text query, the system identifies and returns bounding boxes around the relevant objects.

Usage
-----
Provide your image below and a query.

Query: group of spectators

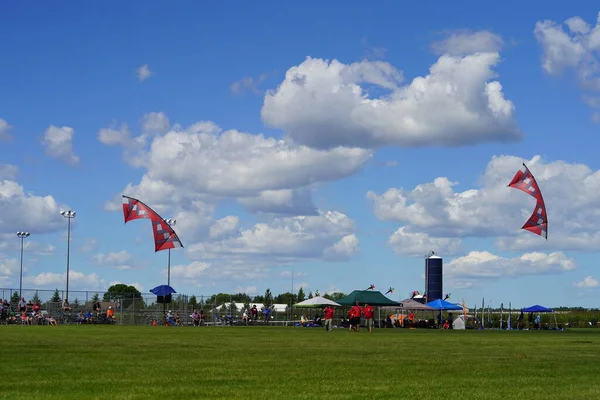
[162,309,206,326]
[241,304,272,324]
[0,297,57,325]
[0,296,116,325]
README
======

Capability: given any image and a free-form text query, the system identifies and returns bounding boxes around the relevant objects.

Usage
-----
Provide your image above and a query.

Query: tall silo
[425,253,443,302]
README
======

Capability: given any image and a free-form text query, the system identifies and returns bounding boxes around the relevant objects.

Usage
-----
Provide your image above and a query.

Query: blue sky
[1,2,600,308]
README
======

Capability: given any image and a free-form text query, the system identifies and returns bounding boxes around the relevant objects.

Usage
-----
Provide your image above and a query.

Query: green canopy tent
[337,290,400,306]
[337,290,400,328]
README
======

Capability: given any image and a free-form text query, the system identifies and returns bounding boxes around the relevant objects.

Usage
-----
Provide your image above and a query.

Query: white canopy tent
[294,296,341,308]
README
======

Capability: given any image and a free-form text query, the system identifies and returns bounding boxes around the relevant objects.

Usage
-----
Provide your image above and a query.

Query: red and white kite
[507,163,548,239]
[122,195,184,252]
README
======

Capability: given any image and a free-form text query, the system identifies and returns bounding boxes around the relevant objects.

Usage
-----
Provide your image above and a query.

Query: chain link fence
[0,288,319,326]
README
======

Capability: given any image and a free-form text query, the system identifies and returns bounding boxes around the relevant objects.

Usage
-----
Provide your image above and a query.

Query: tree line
[8,285,346,311]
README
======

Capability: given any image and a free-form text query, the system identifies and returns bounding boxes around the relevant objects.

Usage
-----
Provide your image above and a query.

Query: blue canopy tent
[426,299,463,311]
[521,304,557,328]
[521,305,552,313]
[425,299,463,328]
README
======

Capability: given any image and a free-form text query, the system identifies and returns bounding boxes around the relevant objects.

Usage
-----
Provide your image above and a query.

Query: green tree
[274,292,296,305]
[308,291,313,299]
[189,295,198,309]
[330,292,345,300]
[231,293,251,303]
[91,292,100,302]
[314,289,320,297]
[50,289,61,303]
[252,295,265,303]
[31,290,41,304]
[323,292,345,300]
[73,298,80,308]
[297,287,306,302]
[264,288,273,307]
[11,291,20,303]
[103,284,142,309]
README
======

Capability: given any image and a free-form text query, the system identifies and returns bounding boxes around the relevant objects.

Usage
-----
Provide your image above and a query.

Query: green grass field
[1,326,599,399]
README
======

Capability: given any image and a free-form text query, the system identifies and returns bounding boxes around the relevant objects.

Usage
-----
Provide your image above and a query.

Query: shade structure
[150,285,176,296]
[380,298,436,311]
[400,298,436,310]
[425,298,463,311]
[336,290,400,306]
[294,296,341,308]
[521,305,553,313]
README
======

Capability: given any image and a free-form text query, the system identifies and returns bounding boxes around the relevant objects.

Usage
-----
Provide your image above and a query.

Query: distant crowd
[0,296,116,325]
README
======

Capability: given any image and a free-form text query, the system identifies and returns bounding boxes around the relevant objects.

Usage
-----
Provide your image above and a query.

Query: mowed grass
[1,326,599,400]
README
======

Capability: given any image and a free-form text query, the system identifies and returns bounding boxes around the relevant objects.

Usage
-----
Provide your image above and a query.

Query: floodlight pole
[16,232,30,298]
[165,219,176,286]
[61,210,76,302]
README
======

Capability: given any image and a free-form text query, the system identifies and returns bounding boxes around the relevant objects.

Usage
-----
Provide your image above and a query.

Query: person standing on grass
[363,303,374,333]
[323,306,335,331]
[351,301,363,332]
[347,307,355,331]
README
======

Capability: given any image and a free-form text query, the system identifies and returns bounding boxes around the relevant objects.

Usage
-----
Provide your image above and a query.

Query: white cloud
[103,117,372,220]
[136,64,152,82]
[280,270,307,279]
[432,30,504,56]
[24,242,55,256]
[79,238,98,253]
[230,73,271,95]
[388,226,462,257]
[235,286,259,295]
[534,13,600,120]
[141,112,170,134]
[0,257,18,286]
[0,180,67,234]
[0,118,12,140]
[25,270,105,291]
[98,123,134,146]
[261,53,520,149]
[134,123,372,197]
[186,210,358,265]
[238,188,317,216]
[209,216,239,239]
[361,37,387,60]
[93,250,134,270]
[446,251,575,287]
[368,155,600,253]
[41,125,79,165]
[323,234,359,261]
[0,164,18,180]
[573,276,599,288]
[0,234,54,256]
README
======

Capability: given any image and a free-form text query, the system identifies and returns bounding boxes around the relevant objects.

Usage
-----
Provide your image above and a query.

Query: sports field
[1,326,598,400]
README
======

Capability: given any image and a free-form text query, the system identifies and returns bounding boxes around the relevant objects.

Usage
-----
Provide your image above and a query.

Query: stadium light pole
[60,210,76,302]
[164,218,176,286]
[16,232,30,298]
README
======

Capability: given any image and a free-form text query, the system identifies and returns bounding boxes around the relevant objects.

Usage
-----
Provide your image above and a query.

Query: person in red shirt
[323,306,335,331]
[351,301,363,332]
[363,303,375,333]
